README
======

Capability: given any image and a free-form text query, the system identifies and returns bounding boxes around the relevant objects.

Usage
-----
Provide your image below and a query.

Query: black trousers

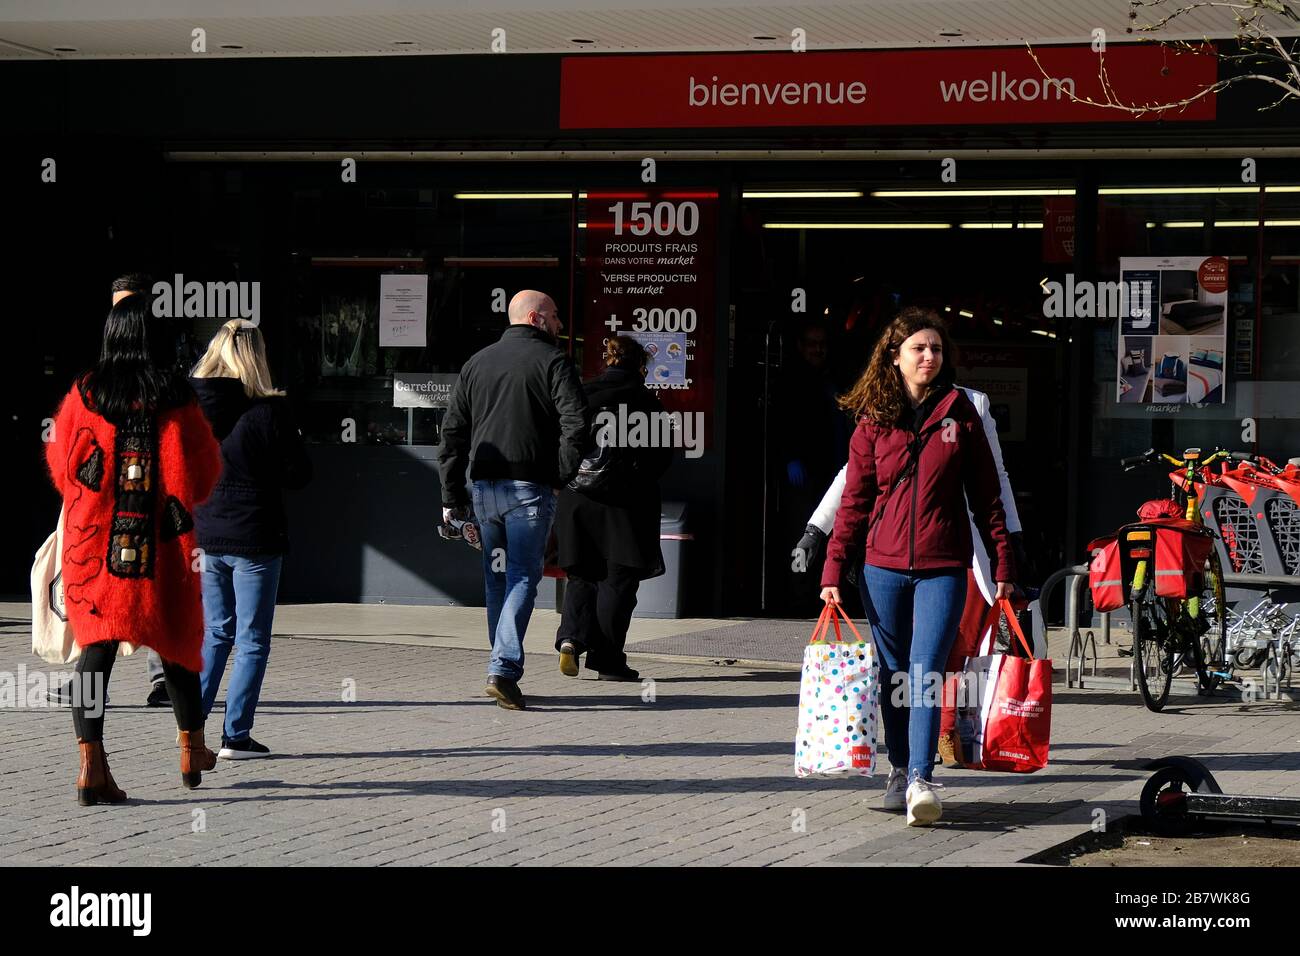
[555,563,642,672]
[72,641,204,743]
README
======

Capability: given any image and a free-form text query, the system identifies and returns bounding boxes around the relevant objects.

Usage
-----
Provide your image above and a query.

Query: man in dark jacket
[437,290,587,710]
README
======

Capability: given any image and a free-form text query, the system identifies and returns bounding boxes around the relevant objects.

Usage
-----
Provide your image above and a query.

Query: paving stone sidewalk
[2,619,1298,866]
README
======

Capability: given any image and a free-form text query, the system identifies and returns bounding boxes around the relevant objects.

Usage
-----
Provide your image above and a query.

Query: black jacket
[555,367,674,580]
[437,324,587,507]
[189,377,313,556]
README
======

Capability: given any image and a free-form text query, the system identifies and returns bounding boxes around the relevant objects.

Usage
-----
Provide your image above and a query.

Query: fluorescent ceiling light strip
[453,192,573,200]
[1101,185,1300,196]
[870,188,1074,198]
[1156,219,1300,228]
[742,191,865,199]
[958,222,1044,229]
[762,222,951,229]
[1100,186,1260,195]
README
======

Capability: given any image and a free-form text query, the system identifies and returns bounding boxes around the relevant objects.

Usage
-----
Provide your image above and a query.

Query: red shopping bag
[954,597,1052,773]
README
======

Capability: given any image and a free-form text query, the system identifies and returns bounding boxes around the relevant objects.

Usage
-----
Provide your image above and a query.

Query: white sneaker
[882,768,907,811]
[905,776,944,827]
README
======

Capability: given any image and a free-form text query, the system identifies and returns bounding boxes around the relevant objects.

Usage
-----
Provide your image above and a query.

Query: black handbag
[566,440,637,494]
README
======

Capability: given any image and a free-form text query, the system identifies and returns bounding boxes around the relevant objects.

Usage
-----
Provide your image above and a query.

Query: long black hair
[77,294,194,423]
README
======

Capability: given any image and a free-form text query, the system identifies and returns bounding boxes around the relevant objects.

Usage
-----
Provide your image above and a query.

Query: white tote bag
[31,507,78,665]
[794,602,880,778]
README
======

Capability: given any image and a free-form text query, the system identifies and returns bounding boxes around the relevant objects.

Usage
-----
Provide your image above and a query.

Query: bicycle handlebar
[1120,449,1156,470]
[1120,447,1236,472]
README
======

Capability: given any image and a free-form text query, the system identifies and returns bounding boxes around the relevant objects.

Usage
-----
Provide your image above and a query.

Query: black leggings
[72,641,203,743]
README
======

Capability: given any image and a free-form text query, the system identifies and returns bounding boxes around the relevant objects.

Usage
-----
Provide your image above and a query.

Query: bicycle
[1096,447,1248,712]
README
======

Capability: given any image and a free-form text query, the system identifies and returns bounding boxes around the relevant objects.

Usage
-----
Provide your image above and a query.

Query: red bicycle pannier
[1152,526,1213,599]
[1088,538,1125,612]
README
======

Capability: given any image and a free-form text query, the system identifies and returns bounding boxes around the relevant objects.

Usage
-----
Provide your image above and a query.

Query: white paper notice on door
[379,274,428,347]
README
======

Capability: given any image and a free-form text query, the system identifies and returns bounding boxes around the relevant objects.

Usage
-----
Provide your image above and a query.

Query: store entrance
[724,171,1072,618]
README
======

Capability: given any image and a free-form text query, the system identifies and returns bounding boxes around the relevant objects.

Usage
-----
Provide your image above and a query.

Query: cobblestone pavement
[2,622,1298,866]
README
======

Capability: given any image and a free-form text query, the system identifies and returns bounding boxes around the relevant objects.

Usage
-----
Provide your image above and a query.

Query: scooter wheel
[1140,766,1197,837]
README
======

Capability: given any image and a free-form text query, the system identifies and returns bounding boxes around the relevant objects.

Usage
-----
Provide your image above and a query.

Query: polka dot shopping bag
[794,601,880,778]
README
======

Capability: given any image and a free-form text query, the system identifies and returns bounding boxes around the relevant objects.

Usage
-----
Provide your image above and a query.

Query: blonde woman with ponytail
[189,320,312,759]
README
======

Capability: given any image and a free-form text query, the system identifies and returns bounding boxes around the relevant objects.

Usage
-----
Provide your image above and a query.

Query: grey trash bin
[636,501,692,618]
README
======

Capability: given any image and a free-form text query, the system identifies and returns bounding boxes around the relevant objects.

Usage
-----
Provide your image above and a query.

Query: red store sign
[582,189,718,446]
[560,45,1217,129]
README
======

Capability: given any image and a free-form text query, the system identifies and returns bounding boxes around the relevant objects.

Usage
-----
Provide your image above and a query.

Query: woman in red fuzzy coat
[46,293,223,806]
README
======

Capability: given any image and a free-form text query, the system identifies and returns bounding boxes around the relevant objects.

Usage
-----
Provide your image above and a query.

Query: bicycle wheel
[1133,595,1174,712]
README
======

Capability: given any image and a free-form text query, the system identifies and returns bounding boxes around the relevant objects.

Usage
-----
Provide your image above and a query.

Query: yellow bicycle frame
[1129,450,1229,616]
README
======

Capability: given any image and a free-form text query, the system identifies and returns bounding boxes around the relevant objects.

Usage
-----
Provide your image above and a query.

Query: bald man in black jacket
[437,290,587,710]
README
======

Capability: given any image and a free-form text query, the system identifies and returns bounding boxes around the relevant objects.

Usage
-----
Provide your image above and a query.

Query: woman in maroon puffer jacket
[820,306,1016,827]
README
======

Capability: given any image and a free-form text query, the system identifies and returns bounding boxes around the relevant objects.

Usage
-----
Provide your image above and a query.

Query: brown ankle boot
[175,727,217,764]
[178,729,217,789]
[936,730,963,769]
[76,740,127,806]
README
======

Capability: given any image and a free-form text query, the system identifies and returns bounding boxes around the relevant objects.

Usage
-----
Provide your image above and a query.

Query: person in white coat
[794,385,1026,766]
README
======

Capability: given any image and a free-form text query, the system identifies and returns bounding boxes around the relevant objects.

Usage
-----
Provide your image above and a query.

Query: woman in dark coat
[190,320,312,759]
[553,335,673,680]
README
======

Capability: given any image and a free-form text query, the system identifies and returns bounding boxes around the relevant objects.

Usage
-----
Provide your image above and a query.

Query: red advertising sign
[582,189,717,447]
[1198,256,1229,294]
[1042,197,1076,264]
[561,45,1217,129]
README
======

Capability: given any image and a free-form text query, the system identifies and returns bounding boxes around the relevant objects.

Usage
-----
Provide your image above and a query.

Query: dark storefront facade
[7,43,1300,616]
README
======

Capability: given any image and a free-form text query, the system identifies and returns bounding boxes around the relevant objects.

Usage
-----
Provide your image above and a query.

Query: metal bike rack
[1220,572,1300,701]
[1035,563,1135,691]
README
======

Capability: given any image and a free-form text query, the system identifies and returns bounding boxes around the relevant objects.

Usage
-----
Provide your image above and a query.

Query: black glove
[792,524,827,574]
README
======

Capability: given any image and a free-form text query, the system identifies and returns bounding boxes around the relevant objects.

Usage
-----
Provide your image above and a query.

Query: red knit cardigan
[45,383,222,672]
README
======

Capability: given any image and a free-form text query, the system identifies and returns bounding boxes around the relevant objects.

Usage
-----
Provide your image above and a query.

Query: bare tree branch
[1025,0,1300,115]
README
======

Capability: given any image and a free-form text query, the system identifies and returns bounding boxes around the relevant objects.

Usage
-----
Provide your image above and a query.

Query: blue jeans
[471,479,557,681]
[859,564,967,782]
[199,552,284,741]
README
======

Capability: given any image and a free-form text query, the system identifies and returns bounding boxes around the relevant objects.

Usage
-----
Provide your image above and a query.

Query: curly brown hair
[603,334,648,372]
[838,307,958,425]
